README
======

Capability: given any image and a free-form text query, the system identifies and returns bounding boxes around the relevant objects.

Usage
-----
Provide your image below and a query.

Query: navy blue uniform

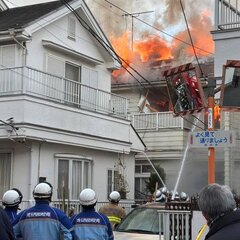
[4,207,18,223]
[71,207,114,240]
[0,206,14,240]
[13,200,72,240]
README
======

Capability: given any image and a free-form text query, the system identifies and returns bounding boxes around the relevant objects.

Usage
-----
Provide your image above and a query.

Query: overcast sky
[5,0,214,62]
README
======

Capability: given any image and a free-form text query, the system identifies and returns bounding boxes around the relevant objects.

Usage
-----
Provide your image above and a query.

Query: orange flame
[110,10,214,81]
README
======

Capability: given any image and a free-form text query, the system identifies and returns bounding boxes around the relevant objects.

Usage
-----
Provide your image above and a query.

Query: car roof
[135,202,166,209]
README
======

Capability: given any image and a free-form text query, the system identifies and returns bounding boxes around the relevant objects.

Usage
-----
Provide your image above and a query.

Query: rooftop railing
[215,0,240,29]
[0,66,128,119]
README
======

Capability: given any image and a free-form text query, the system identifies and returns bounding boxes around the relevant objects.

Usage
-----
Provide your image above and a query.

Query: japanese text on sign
[189,130,236,148]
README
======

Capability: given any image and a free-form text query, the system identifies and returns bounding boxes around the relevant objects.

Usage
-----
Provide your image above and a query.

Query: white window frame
[0,151,13,198]
[55,154,92,200]
[107,169,118,198]
[65,61,81,82]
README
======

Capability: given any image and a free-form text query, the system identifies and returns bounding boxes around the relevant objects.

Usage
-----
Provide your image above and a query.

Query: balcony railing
[132,112,194,130]
[0,66,127,119]
[215,0,240,29]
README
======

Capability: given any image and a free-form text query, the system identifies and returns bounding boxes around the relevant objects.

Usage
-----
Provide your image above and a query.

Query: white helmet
[160,186,168,195]
[33,182,53,199]
[79,188,97,206]
[155,190,166,202]
[180,192,189,201]
[109,191,121,202]
[2,189,22,207]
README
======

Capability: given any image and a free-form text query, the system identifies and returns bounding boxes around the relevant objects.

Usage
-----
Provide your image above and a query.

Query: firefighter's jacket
[71,207,114,240]
[99,203,126,229]
[4,207,18,224]
[0,206,14,240]
[13,201,72,240]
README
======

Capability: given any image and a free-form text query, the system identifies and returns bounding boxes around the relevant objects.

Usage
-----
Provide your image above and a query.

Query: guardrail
[132,112,193,130]
[0,66,127,119]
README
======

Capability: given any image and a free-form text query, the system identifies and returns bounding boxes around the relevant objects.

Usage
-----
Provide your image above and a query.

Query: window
[56,155,92,200]
[142,165,152,173]
[135,165,141,173]
[135,177,148,199]
[135,164,152,174]
[46,55,99,108]
[0,153,11,198]
[65,62,81,105]
[107,169,118,198]
[68,16,76,40]
[65,62,81,82]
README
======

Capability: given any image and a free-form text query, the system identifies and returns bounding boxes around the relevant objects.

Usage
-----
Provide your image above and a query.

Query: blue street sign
[189,130,236,148]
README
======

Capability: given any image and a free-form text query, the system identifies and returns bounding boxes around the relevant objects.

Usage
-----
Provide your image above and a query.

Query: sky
[5,0,215,43]
[4,0,215,72]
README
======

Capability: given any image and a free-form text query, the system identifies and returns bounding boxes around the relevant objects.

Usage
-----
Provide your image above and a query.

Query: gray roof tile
[0,0,71,31]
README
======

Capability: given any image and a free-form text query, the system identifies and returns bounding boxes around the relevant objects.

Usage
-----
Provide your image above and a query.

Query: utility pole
[122,11,154,50]
[207,77,216,183]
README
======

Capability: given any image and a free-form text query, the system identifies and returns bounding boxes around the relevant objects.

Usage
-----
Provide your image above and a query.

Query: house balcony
[131,112,194,131]
[0,66,127,119]
[215,0,240,30]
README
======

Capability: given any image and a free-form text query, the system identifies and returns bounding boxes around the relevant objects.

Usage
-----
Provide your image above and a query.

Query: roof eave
[0,28,31,43]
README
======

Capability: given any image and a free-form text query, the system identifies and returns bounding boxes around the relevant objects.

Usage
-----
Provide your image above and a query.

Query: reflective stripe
[108,216,121,223]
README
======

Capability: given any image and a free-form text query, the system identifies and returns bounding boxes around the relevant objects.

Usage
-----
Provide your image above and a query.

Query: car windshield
[116,207,159,234]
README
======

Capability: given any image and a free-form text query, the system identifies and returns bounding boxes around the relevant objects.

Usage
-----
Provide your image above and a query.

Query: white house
[211,0,240,192]
[112,0,240,198]
[112,61,215,198]
[0,0,145,205]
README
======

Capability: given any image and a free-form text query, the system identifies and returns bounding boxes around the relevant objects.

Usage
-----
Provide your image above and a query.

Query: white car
[114,202,164,240]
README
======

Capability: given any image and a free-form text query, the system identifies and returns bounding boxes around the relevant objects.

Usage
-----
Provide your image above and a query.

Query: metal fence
[0,66,127,119]
[215,0,240,29]
[6,200,135,217]
[131,112,194,130]
[158,209,191,240]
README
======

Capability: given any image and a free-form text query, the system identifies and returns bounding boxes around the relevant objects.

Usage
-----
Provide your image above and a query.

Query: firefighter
[13,182,72,240]
[99,191,126,230]
[2,188,23,223]
[71,188,114,240]
[0,206,15,240]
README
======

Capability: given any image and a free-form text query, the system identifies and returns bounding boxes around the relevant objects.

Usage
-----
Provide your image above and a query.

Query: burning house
[105,1,215,198]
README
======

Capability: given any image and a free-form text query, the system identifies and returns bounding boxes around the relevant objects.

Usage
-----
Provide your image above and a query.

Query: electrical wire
[61,0,171,101]
[59,0,208,132]
[179,0,204,77]
[1,0,207,132]
[100,0,214,56]
[85,0,212,127]
[0,119,19,135]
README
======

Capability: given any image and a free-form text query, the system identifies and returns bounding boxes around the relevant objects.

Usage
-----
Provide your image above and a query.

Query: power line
[62,0,209,129]
[2,0,206,131]
[100,0,214,56]
[61,0,171,100]
[179,0,204,77]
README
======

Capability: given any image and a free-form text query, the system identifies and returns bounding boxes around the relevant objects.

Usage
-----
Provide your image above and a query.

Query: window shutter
[47,55,64,77]
[1,45,15,67]
[82,67,98,88]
